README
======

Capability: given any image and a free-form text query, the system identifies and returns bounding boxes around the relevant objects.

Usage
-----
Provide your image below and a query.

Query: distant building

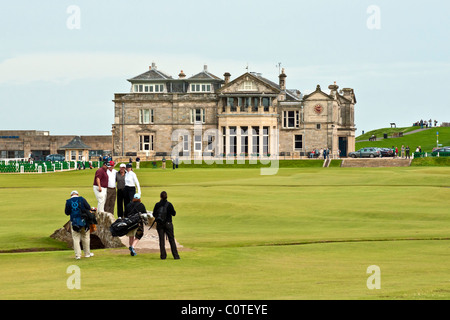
[110,63,356,158]
[0,130,112,161]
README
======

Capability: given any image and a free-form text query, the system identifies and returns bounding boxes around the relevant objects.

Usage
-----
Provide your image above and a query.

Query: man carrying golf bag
[109,193,149,256]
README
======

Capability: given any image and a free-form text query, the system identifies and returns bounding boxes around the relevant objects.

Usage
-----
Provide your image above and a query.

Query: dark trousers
[156,222,180,259]
[116,188,126,218]
[104,188,116,215]
[123,186,136,209]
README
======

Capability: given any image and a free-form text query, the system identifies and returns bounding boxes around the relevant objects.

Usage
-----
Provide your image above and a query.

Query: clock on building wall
[314,104,323,114]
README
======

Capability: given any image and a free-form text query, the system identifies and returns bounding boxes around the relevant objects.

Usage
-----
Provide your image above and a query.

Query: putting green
[0,166,449,299]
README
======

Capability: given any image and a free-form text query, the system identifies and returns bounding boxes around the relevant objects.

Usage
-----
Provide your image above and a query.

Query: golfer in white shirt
[124,163,141,208]
[104,161,118,214]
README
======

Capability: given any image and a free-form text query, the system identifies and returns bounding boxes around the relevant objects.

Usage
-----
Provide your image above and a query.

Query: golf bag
[110,213,143,237]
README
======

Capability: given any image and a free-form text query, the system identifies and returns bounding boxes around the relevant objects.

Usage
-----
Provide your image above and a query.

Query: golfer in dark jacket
[153,191,180,260]
[65,190,94,260]
[125,193,146,256]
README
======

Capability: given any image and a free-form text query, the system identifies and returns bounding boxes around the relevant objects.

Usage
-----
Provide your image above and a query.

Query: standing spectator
[116,163,127,218]
[93,162,108,213]
[136,156,141,170]
[401,145,405,159]
[104,161,117,214]
[65,190,94,260]
[395,146,398,157]
[162,156,166,170]
[405,146,410,159]
[124,163,141,208]
[153,191,180,260]
[172,156,178,169]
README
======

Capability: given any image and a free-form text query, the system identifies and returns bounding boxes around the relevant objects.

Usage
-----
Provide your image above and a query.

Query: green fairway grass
[0,166,449,299]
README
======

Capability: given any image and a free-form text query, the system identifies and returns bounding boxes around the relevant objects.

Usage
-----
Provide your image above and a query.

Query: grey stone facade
[112,63,356,158]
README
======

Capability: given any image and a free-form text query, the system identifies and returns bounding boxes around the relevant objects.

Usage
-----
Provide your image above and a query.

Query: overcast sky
[0,0,449,136]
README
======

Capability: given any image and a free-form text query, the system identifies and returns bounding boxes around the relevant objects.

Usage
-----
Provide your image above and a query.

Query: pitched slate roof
[188,70,223,81]
[128,68,173,82]
[60,136,91,150]
[250,73,301,102]
[302,84,334,100]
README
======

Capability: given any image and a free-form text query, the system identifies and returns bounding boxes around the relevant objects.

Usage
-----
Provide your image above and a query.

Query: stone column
[259,126,264,155]
[225,126,230,156]
[236,126,241,156]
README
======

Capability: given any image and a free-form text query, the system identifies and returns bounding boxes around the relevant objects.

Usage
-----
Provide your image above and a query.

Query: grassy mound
[356,126,450,152]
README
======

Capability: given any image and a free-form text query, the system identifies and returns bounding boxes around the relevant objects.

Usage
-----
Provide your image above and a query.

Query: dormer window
[190,83,211,92]
[133,83,164,93]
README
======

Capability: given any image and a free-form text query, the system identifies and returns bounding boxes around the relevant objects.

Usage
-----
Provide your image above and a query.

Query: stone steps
[341,158,411,168]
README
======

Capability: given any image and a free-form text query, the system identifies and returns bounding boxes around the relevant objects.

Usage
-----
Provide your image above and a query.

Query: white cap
[119,163,126,168]
[70,190,78,196]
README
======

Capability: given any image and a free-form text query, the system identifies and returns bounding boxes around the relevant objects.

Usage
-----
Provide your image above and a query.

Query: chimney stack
[328,81,339,98]
[342,88,355,102]
[204,64,208,72]
[152,62,157,70]
[278,68,287,91]
[178,70,186,79]
[224,72,231,84]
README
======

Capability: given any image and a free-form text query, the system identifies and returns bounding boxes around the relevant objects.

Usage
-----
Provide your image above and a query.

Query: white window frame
[134,84,164,93]
[240,127,248,154]
[190,108,206,124]
[139,135,154,151]
[283,110,300,128]
[139,109,154,124]
[262,127,269,155]
[190,83,212,92]
[182,134,190,153]
[194,135,202,153]
[206,135,215,152]
[239,81,257,91]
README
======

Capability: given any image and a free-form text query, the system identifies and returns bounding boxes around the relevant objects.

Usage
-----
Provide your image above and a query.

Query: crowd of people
[389,145,425,159]
[308,148,339,159]
[64,159,180,260]
[413,119,438,128]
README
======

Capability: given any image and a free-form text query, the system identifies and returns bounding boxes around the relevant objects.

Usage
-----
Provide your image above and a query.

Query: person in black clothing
[405,145,410,159]
[153,191,180,260]
[125,193,146,256]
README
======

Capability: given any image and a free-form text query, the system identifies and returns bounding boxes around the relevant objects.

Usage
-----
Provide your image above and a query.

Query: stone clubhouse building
[112,63,356,159]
